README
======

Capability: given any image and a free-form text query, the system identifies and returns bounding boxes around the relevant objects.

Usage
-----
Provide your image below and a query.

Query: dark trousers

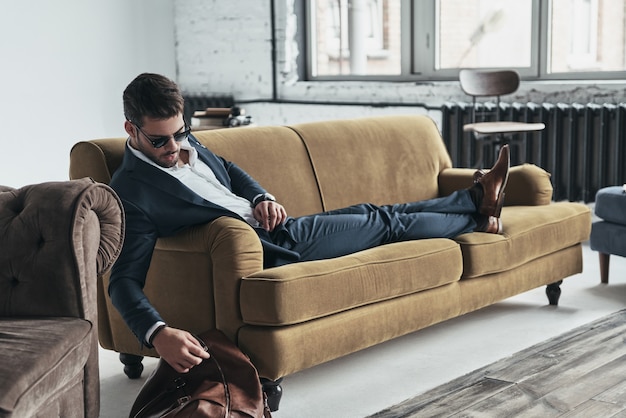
[276,189,478,262]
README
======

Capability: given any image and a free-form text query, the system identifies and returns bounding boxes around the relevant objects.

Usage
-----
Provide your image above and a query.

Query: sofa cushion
[240,238,462,326]
[454,203,591,279]
[0,318,92,416]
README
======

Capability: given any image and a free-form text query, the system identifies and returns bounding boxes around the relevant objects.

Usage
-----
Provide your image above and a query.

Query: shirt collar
[127,138,198,171]
[180,139,198,166]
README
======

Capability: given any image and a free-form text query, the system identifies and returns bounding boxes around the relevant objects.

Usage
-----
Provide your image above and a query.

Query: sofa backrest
[70,126,324,217]
[192,126,324,217]
[70,138,126,184]
[69,115,451,216]
[290,115,452,210]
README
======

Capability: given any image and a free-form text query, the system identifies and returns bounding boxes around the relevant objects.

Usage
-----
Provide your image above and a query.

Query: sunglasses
[132,121,191,148]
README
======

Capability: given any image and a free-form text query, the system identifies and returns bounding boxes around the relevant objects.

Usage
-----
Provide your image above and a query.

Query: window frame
[304,0,626,81]
[306,0,414,81]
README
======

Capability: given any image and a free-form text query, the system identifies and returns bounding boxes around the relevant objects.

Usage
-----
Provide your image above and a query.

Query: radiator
[441,102,626,203]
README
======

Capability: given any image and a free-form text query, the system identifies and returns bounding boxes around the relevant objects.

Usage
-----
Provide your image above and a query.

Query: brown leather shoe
[475,216,503,234]
[477,145,510,217]
[473,169,486,183]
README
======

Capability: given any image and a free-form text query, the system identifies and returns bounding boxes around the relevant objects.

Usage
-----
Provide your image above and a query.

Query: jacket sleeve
[108,196,164,346]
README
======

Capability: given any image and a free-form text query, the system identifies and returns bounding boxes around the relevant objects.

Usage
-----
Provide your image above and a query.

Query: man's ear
[124,120,135,138]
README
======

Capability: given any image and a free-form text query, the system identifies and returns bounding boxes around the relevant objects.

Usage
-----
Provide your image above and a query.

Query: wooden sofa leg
[120,353,144,379]
[261,377,283,412]
[546,280,563,306]
[599,252,610,284]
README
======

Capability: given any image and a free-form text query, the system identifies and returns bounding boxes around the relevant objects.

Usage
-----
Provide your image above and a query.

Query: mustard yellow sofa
[69,115,590,410]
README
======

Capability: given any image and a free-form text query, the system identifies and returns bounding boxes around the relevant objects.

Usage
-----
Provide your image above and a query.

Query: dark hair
[123,73,184,127]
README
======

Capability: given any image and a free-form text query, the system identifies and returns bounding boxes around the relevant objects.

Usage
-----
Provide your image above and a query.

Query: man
[110,73,510,373]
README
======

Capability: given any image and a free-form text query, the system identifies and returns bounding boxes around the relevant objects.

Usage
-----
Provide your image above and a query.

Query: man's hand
[152,327,211,373]
[254,201,287,231]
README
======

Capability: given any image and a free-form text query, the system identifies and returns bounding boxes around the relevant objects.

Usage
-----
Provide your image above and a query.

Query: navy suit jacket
[109,135,298,344]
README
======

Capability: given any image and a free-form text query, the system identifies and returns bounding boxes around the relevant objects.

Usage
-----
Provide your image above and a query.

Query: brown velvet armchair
[0,179,124,418]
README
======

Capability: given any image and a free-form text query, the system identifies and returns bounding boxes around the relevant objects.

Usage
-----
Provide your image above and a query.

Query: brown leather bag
[129,329,272,418]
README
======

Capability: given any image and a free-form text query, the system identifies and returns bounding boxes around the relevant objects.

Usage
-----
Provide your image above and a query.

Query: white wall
[0,0,176,187]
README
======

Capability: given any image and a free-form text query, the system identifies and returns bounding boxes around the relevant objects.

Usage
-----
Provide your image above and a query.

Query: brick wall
[175,1,273,100]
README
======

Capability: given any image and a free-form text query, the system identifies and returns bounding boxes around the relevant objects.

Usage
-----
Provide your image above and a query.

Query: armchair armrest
[439,163,553,206]
[0,178,124,320]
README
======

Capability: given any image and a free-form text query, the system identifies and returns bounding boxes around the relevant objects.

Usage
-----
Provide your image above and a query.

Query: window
[436,1,534,70]
[310,0,402,76]
[548,0,625,74]
[307,0,626,80]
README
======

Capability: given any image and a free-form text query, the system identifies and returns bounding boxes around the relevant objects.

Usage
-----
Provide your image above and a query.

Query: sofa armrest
[439,163,553,206]
[154,216,264,341]
[0,178,124,320]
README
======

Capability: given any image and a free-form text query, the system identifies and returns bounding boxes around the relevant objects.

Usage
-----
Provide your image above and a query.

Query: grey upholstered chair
[0,178,124,418]
[590,185,626,283]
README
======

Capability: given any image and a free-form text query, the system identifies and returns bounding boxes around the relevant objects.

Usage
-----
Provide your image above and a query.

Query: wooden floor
[370,309,626,417]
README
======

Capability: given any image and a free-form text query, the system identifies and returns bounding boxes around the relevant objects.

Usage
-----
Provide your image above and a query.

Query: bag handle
[193,333,231,414]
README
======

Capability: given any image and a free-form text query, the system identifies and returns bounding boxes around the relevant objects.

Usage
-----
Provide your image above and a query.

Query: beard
[152,150,179,168]
[131,136,180,168]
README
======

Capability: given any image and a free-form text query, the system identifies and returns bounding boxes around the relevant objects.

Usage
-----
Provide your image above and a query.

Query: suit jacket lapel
[188,135,232,188]
[121,146,215,207]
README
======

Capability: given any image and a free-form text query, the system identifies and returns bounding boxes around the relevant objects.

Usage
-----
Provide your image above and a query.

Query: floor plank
[369,310,626,417]
[594,379,626,406]
[558,399,625,418]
